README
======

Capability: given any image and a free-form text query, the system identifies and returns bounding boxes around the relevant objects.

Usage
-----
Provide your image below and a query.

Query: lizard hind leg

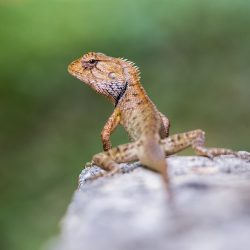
[160,129,237,157]
[89,142,139,181]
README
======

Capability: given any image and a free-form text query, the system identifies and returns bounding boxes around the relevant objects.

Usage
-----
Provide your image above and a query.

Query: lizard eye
[89,59,97,64]
[82,59,98,69]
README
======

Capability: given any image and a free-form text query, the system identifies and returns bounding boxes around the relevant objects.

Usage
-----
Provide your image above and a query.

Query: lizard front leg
[160,129,237,157]
[101,108,121,151]
[86,142,139,180]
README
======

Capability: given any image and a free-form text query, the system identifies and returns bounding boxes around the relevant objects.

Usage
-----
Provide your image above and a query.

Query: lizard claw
[85,161,94,167]
[104,166,121,178]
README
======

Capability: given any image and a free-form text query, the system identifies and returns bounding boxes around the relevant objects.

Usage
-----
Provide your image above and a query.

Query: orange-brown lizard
[68,52,248,191]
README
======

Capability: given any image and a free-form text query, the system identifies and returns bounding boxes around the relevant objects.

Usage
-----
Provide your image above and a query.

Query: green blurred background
[0,0,249,249]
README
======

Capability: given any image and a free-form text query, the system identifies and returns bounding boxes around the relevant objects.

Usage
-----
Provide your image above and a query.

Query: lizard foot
[236,151,250,161]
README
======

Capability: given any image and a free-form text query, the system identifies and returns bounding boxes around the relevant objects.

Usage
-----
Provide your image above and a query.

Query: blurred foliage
[0,0,249,249]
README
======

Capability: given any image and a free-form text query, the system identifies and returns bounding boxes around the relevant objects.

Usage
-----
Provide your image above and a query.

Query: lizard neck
[116,78,149,108]
[114,82,128,107]
[114,62,144,107]
[127,78,146,95]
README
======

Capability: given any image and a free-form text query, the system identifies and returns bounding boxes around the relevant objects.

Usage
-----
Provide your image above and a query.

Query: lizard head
[68,52,140,105]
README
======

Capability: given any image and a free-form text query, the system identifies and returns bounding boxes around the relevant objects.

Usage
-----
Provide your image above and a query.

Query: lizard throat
[114,82,128,107]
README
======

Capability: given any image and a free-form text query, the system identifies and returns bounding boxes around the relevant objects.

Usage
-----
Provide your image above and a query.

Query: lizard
[68,52,248,191]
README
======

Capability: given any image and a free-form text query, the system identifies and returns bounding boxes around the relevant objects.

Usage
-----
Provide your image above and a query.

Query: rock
[51,155,250,250]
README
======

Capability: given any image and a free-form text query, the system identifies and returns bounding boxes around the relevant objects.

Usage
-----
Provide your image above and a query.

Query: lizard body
[68,52,244,191]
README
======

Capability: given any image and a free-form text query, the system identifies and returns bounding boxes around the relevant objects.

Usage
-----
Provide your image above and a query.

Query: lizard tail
[138,138,170,191]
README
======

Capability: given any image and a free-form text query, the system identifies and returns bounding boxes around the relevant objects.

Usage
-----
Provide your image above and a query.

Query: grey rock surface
[52,154,250,250]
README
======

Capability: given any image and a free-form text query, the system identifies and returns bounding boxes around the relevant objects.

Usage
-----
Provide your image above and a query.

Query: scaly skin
[68,52,247,191]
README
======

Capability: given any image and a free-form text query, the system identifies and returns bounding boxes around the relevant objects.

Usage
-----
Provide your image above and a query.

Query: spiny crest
[119,57,141,79]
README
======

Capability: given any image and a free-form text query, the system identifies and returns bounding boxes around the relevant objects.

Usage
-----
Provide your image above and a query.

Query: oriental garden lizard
[68,52,249,191]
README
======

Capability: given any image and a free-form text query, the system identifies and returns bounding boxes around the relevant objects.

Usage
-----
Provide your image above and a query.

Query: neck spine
[120,60,141,87]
